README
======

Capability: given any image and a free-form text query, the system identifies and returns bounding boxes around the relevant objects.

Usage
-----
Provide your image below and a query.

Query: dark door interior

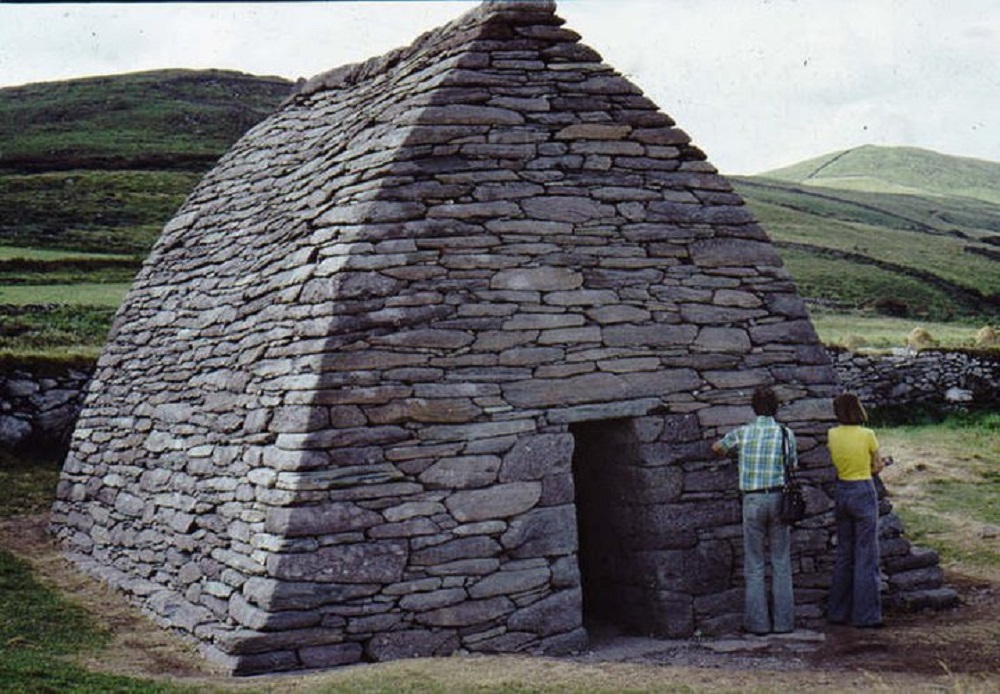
[570,418,643,632]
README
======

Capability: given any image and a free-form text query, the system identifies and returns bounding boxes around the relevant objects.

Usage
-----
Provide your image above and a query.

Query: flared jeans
[828,478,883,626]
[742,491,794,634]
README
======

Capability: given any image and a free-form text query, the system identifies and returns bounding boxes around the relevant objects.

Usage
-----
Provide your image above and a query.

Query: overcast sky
[0,0,996,174]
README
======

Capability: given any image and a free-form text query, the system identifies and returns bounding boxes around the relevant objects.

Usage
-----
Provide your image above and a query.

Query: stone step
[883,545,942,573]
[887,565,945,592]
[885,587,960,612]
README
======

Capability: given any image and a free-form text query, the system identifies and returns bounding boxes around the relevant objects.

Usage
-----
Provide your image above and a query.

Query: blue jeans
[742,491,794,634]
[828,479,882,626]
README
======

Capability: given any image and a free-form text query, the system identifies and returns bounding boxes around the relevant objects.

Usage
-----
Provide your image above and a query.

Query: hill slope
[758,145,1000,206]
[0,69,292,255]
[734,145,1000,321]
[735,175,1000,320]
[0,68,293,173]
[0,70,292,356]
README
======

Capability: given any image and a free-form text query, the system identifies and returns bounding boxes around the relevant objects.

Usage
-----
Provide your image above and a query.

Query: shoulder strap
[781,426,793,481]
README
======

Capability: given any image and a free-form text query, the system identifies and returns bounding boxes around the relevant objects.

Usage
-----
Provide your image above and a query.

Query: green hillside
[0,68,292,172]
[759,145,1000,206]
[0,70,292,358]
[0,69,292,255]
[0,73,997,358]
[733,175,1000,318]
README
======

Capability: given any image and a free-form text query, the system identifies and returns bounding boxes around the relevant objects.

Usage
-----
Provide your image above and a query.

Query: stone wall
[0,364,91,456]
[830,347,1000,412]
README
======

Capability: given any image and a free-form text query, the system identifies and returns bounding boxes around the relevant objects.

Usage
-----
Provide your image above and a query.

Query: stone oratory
[52,0,954,675]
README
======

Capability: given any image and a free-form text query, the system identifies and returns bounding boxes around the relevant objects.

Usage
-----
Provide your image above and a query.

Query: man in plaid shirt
[712,386,798,635]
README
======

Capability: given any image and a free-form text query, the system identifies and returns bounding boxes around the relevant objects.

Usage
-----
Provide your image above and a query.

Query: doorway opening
[570,418,647,634]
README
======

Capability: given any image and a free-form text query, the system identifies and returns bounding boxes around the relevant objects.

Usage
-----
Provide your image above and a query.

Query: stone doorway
[570,418,656,635]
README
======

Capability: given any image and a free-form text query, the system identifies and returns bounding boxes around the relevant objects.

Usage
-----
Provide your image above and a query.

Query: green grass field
[772,218,1000,299]
[0,283,129,306]
[808,310,996,350]
[0,549,174,692]
[0,245,135,261]
[880,411,1000,572]
[784,251,969,321]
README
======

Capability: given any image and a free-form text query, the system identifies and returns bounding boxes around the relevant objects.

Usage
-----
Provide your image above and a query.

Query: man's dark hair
[751,386,779,416]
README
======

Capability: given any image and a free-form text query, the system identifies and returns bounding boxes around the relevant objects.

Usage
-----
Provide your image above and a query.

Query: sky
[0,0,996,175]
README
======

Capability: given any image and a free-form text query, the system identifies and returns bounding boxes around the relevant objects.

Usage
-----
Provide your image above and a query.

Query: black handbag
[779,426,806,524]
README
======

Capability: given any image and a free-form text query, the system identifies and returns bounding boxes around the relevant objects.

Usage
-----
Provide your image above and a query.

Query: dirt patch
[4,513,1000,691]
[573,574,1000,678]
[809,574,1000,676]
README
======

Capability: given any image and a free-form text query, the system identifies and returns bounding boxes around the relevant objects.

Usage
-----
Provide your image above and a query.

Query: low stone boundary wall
[829,347,1000,412]
[3,348,998,455]
[0,364,92,456]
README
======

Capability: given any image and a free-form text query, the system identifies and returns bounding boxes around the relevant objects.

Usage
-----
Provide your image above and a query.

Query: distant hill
[0,69,292,254]
[758,145,1000,206]
[0,71,997,357]
[0,70,292,357]
[732,146,1000,321]
[0,68,293,173]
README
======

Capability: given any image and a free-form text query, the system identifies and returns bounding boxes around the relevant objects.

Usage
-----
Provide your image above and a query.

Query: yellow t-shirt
[827,425,879,481]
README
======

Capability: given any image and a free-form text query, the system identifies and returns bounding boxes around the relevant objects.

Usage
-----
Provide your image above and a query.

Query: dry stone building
[51,0,954,675]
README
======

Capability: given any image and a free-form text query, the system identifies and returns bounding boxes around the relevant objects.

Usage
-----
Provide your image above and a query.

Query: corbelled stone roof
[51,0,952,676]
[292,1,590,99]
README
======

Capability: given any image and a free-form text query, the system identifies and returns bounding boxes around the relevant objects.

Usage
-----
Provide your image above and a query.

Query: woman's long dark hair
[833,392,868,425]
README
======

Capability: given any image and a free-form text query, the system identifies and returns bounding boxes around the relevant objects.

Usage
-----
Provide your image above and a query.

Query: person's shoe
[854,622,885,629]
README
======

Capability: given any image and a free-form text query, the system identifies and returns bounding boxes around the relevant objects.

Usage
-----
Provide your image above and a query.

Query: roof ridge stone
[287,0,563,103]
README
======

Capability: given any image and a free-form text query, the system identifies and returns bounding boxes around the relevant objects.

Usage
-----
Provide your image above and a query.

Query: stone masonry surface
[11,348,999,453]
[49,0,955,675]
[830,347,1000,411]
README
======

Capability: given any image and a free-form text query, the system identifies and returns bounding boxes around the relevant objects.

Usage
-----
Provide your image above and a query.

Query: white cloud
[0,0,996,174]
[569,0,998,171]
[0,3,472,85]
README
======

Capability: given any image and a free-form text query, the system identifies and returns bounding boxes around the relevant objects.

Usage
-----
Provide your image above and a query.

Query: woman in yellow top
[826,393,885,628]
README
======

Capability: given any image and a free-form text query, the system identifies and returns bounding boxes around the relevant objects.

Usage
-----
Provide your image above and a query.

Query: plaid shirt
[718,416,798,491]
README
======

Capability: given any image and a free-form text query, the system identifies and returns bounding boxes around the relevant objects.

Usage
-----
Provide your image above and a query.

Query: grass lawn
[0,283,129,306]
[0,550,197,693]
[879,411,1000,577]
[0,245,136,262]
